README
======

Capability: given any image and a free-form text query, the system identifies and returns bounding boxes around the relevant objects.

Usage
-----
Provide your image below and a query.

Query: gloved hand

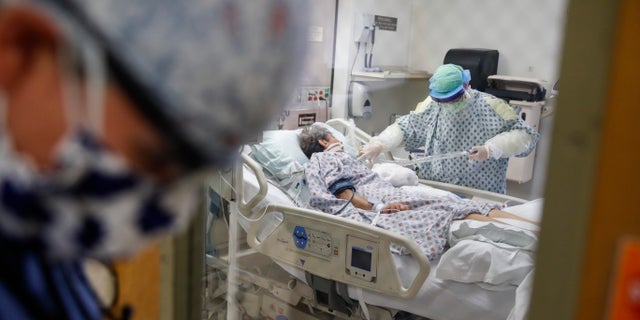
[468,145,490,161]
[358,140,385,162]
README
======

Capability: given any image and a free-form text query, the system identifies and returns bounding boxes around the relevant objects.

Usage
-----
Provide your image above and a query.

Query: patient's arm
[336,189,373,210]
[335,190,409,213]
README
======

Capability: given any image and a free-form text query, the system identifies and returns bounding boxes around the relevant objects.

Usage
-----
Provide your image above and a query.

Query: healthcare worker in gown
[0,0,306,319]
[360,64,539,194]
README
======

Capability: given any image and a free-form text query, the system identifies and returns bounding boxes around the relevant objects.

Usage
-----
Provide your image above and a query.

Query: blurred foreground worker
[359,64,539,194]
[0,0,307,318]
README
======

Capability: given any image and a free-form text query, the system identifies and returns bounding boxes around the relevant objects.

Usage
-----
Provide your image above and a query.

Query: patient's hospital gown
[396,89,539,194]
[304,151,500,260]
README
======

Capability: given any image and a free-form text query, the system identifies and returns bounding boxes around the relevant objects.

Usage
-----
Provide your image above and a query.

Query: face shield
[46,0,308,172]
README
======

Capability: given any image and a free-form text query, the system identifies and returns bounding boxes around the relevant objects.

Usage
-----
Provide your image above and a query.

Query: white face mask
[0,37,200,260]
[439,89,472,114]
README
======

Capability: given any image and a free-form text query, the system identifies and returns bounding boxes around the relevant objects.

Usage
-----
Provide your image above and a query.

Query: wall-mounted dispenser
[349,81,372,119]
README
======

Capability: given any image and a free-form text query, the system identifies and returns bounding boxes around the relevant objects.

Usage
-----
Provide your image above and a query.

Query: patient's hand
[382,202,409,214]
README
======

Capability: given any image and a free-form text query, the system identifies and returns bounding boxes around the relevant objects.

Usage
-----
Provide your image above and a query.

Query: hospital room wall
[275,0,336,126]
[291,0,335,89]
[408,0,567,85]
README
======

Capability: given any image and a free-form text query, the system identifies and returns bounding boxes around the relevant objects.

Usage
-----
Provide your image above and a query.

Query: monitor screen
[351,247,372,271]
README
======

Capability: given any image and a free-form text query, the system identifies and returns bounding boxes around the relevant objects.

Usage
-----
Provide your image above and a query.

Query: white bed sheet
[236,166,541,320]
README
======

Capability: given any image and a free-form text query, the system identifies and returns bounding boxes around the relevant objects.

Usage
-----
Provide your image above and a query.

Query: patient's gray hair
[299,125,331,159]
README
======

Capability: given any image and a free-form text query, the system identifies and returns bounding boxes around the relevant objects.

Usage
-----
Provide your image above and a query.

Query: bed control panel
[346,236,378,282]
[292,225,332,257]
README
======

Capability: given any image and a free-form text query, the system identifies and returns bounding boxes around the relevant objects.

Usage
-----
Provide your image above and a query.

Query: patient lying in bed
[298,125,538,261]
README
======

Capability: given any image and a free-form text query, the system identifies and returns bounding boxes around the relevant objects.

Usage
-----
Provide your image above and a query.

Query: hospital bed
[203,118,541,320]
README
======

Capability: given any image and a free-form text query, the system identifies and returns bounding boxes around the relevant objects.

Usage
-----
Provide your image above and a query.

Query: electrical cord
[350,42,361,75]
[335,187,356,214]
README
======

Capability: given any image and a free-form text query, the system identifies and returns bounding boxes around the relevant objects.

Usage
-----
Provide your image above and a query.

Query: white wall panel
[409,0,567,87]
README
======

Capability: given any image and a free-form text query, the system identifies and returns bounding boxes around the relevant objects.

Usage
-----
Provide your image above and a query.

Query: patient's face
[320,134,343,152]
[324,134,341,146]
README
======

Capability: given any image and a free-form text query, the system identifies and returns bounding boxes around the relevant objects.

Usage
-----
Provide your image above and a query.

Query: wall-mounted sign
[375,15,397,31]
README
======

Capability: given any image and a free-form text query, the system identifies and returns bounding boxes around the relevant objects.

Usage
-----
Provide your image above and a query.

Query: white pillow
[249,129,309,180]
[371,162,419,187]
[262,129,309,165]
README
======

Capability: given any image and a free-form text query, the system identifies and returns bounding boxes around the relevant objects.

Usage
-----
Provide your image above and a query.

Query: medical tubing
[364,43,369,68]
[346,118,360,151]
[485,130,534,159]
[373,203,386,213]
[326,142,343,152]
[350,43,361,76]
[382,150,468,166]
[335,187,356,214]
[369,203,384,226]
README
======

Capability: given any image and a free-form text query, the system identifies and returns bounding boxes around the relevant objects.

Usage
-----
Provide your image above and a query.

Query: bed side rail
[245,204,430,299]
[419,179,528,206]
[207,153,270,215]
[236,153,268,214]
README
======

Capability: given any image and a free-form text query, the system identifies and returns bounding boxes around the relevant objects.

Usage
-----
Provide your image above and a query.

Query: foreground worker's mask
[0,31,200,260]
[0,126,202,259]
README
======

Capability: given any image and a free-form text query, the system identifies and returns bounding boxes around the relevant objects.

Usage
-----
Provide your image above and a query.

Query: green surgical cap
[429,64,471,102]
[431,64,463,90]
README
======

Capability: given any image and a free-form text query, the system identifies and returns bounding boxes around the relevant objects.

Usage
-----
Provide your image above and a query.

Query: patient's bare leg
[486,209,539,226]
[464,213,495,223]
[464,212,539,236]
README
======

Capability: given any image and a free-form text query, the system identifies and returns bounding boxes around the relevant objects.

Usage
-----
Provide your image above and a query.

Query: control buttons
[291,225,332,257]
[292,226,308,249]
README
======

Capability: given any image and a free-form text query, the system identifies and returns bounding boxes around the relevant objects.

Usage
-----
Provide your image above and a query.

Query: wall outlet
[298,86,331,106]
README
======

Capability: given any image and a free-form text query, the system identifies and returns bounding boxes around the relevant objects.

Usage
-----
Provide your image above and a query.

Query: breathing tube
[328,178,356,214]
[325,141,344,153]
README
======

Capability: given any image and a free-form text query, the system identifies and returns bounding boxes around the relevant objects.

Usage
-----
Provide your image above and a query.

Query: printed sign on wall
[375,15,397,31]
